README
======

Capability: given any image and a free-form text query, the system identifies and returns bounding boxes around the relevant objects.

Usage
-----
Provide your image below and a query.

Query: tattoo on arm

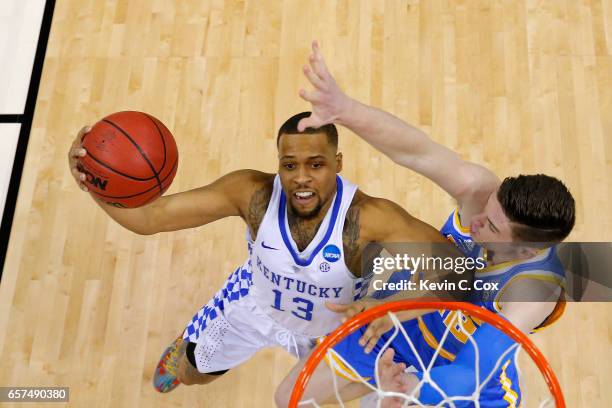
[247,185,272,238]
[343,206,361,275]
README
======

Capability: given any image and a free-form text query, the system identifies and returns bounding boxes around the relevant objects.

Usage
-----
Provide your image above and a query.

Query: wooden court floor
[0,0,611,406]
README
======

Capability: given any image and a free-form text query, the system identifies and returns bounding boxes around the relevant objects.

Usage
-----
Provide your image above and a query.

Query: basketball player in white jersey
[68,112,456,393]
[273,42,575,407]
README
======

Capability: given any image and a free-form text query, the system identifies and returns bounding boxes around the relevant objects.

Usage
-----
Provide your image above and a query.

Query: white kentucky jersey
[249,174,366,337]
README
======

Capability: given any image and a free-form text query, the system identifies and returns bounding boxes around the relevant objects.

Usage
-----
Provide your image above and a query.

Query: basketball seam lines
[143,113,167,174]
[102,118,163,195]
[84,149,159,181]
[92,158,177,199]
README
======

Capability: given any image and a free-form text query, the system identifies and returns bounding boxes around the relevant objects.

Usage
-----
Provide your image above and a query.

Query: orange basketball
[77,111,179,208]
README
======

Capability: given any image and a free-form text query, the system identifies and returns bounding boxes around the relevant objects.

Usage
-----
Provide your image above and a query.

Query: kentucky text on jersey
[256,255,343,298]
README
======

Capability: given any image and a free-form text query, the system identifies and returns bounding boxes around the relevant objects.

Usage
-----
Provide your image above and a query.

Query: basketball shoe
[153,336,184,393]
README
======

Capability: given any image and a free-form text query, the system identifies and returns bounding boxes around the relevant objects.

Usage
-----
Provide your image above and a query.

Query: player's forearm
[339,100,470,199]
[375,293,436,321]
[93,197,155,235]
[338,99,430,163]
[396,308,435,322]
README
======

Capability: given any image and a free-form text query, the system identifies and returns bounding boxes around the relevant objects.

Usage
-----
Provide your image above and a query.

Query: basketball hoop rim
[289,299,565,408]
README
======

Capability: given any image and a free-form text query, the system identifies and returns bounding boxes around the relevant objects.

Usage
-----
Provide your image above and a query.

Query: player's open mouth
[293,191,316,205]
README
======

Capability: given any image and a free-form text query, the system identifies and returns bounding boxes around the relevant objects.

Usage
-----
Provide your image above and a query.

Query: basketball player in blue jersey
[68,112,459,394]
[274,42,575,407]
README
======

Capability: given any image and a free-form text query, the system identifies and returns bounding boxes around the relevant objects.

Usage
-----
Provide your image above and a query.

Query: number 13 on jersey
[271,289,314,321]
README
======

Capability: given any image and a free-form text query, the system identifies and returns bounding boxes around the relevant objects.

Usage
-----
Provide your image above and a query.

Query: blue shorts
[328,318,522,407]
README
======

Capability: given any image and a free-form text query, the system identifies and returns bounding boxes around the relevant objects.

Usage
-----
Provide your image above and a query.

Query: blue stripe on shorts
[183,266,253,343]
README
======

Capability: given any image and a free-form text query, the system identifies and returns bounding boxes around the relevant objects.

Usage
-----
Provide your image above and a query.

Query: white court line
[0,124,20,218]
[0,0,46,114]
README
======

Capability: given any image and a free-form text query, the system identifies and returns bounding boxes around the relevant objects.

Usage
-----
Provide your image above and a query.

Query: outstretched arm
[119,168,270,235]
[69,127,272,235]
[298,41,499,207]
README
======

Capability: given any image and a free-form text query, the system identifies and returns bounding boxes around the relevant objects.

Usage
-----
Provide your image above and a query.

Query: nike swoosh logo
[261,242,279,250]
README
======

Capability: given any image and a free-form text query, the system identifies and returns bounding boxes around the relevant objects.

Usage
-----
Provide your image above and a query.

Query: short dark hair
[497,174,575,244]
[277,112,338,148]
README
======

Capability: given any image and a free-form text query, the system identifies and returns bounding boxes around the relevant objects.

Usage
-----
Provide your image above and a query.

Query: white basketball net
[298,310,556,408]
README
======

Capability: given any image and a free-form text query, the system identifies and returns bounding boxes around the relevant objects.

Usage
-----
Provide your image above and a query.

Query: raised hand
[298,40,354,132]
[378,348,419,408]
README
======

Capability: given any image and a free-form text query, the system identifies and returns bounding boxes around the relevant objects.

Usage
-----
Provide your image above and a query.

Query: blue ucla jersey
[249,175,368,337]
[417,209,565,406]
[437,208,566,315]
[329,209,565,408]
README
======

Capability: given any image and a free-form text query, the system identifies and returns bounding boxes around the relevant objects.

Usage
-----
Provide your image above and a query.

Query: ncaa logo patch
[319,262,330,272]
[322,244,341,262]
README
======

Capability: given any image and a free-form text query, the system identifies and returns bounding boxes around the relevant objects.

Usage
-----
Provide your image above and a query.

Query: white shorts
[182,266,316,373]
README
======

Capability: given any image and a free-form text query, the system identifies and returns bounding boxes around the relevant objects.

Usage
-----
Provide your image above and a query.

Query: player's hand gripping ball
[76,111,179,208]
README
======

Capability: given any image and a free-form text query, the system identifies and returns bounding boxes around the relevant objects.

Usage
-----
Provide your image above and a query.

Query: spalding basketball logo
[322,245,341,262]
[77,164,109,191]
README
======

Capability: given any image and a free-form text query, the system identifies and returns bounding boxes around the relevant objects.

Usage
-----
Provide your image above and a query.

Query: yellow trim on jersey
[417,317,457,361]
[493,273,566,313]
[453,208,471,234]
[478,258,525,274]
[500,360,519,407]
[318,338,371,383]
[477,249,549,275]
